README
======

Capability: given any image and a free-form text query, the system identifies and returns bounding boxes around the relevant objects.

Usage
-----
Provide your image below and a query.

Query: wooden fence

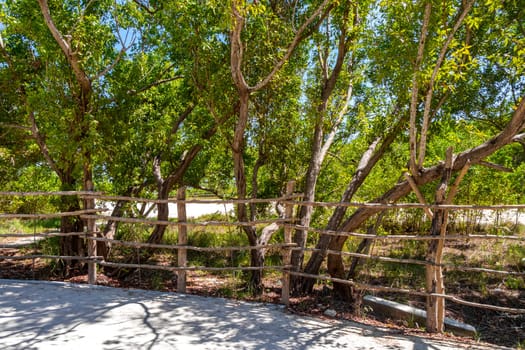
[1,188,525,334]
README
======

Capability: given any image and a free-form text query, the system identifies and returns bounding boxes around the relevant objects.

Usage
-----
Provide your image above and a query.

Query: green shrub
[506,244,525,271]
[504,277,525,290]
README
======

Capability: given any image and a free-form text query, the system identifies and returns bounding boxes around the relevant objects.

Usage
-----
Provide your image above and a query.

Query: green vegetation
[0,218,59,235]
[0,0,524,313]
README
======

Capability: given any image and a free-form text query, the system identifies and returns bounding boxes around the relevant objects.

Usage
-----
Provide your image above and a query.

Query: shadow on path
[0,280,498,350]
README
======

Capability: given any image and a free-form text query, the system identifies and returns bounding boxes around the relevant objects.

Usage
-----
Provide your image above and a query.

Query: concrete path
[0,280,503,350]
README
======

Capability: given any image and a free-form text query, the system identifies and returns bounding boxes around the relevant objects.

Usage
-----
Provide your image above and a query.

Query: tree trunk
[99,199,126,259]
[297,130,397,295]
[147,181,170,244]
[58,181,84,275]
[249,243,265,294]
[291,4,355,282]
[233,90,264,294]
[347,211,385,280]
[291,124,323,271]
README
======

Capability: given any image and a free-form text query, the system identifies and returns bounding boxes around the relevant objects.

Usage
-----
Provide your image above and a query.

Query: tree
[1,0,138,270]
[291,1,369,282]
[228,0,333,292]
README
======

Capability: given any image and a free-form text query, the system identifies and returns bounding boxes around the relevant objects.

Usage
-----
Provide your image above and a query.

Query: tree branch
[324,108,406,232]
[320,5,352,106]
[27,111,63,180]
[230,0,333,94]
[152,155,164,187]
[477,160,513,173]
[251,0,332,92]
[319,80,353,161]
[37,0,91,95]
[409,2,432,177]
[418,0,475,168]
[513,133,525,144]
[404,172,434,219]
[445,160,471,204]
[133,0,159,15]
[0,123,31,132]
[93,3,136,80]
[0,32,15,68]
[230,3,250,92]
[127,76,184,95]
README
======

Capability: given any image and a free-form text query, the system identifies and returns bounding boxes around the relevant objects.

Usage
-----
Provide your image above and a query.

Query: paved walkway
[0,280,504,350]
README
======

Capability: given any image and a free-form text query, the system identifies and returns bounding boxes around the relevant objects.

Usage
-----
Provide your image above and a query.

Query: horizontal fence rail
[1,189,524,333]
[283,224,525,240]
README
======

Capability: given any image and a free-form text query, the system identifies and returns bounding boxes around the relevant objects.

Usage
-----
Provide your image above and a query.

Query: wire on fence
[0,191,103,197]
[295,247,525,276]
[0,255,103,261]
[80,214,287,227]
[282,224,525,241]
[88,236,297,251]
[79,193,303,204]
[98,261,287,272]
[0,231,86,238]
[281,200,525,210]
[0,209,104,220]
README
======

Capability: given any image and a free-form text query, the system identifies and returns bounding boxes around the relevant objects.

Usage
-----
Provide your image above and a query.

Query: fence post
[426,147,453,332]
[86,191,97,285]
[177,187,187,293]
[425,223,446,333]
[281,180,295,305]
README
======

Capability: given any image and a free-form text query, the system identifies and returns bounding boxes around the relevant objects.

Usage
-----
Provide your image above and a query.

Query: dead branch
[478,160,513,173]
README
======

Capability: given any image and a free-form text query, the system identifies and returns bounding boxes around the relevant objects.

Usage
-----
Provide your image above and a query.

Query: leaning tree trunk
[302,96,525,299]
[297,127,399,295]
